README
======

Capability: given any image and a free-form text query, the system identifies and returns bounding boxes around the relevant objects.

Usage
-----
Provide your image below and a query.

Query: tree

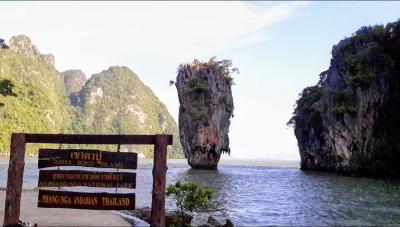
[0,79,16,106]
[166,181,214,226]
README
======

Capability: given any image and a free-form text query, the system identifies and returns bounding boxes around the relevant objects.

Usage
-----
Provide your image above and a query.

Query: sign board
[38,170,136,189]
[38,149,138,169]
[38,190,135,210]
[3,134,171,227]
[37,149,138,210]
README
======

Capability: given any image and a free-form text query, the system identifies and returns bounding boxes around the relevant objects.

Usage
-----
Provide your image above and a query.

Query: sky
[1,1,400,160]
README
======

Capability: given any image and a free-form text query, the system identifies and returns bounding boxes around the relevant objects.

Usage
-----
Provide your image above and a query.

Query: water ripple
[0,159,399,225]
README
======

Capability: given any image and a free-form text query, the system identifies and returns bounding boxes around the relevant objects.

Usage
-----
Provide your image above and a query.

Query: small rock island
[289,20,400,177]
[175,58,236,169]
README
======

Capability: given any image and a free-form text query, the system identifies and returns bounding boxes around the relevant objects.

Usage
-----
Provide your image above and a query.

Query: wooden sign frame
[3,133,172,227]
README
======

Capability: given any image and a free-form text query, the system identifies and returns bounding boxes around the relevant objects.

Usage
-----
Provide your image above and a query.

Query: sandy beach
[0,189,131,226]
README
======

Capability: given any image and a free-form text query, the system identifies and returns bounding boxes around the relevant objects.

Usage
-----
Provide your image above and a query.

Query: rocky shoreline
[121,207,234,227]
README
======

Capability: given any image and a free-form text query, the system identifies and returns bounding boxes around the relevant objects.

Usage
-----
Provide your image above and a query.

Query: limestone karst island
[0,1,400,227]
[176,59,235,169]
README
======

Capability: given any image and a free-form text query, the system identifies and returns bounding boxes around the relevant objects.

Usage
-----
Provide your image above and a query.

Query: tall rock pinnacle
[175,58,236,169]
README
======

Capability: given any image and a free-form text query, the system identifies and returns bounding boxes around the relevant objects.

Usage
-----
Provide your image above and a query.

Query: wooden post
[151,134,168,227]
[3,133,26,227]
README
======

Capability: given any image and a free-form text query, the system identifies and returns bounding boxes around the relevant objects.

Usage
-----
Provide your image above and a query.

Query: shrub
[225,76,235,86]
[0,79,17,106]
[0,79,16,97]
[187,78,209,93]
[332,105,357,115]
[287,86,322,127]
[189,110,205,122]
[166,181,214,226]
[350,71,376,87]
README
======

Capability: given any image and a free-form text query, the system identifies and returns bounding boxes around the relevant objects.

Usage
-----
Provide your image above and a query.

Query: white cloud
[0,1,307,75]
[0,1,309,160]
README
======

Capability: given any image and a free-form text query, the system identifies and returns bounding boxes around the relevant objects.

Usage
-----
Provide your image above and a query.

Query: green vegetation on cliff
[0,47,72,154]
[289,19,400,176]
[0,79,17,106]
[72,66,182,158]
[0,35,183,158]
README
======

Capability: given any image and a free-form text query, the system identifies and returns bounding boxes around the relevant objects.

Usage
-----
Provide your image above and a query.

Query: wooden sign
[38,170,136,189]
[4,134,171,227]
[38,149,138,169]
[38,190,135,210]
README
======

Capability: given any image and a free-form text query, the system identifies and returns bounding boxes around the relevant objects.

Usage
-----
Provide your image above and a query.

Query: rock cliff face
[176,58,236,169]
[61,70,87,106]
[9,35,55,66]
[61,70,87,95]
[289,20,400,176]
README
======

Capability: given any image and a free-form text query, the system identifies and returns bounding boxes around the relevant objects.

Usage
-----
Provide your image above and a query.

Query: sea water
[0,158,399,226]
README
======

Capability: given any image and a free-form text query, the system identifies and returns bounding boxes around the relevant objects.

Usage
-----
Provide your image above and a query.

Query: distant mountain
[0,35,183,158]
[0,35,72,154]
[69,66,182,158]
[61,69,87,95]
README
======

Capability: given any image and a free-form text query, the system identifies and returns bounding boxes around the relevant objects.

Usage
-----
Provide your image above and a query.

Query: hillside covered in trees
[0,35,182,158]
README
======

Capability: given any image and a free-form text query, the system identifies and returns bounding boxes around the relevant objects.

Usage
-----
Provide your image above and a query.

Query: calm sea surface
[1,158,399,226]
